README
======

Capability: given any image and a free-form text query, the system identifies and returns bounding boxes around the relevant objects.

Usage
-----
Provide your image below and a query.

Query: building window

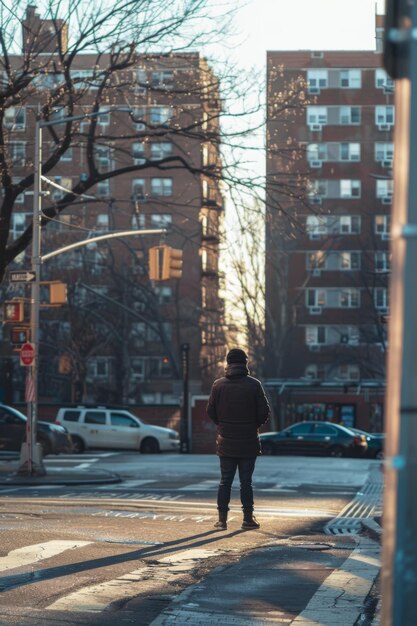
[340,251,360,270]
[132,178,146,199]
[11,213,30,238]
[374,288,389,310]
[60,147,73,162]
[306,215,327,237]
[150,142,172,160]
[375,142,394,164]
[375,251,391,272]
[151,178,173,197]
[306,326,326,345]
[51,176,72,201]
[95,146,111,172]
[96,214,109,231]
[9,142,26,165]
[375,68,394,92]
[134,69,147,95]
[307,250,326,268]
[339,215,361,234]
[307,180,328,201]
[340,180,361,198]
[340,289,360,308]
[131,357,145,380]
[340,69,361,88]
[4,106,26,130]
[306,289,326,307]
[375,105,395,128]
[337,364,360,381]
[151,70,173,88]
[339,106,361,124]
[150,213,172,227]
[375,215,391,237]
[87,357,110,378]
[132,107,146,131]
[307,69,328,92]
[97,179,110,197]
[131,213,146,229]
[376,179,394,200]
[97,107,110,126]
[149,106,172,126]
[307,106,327,128]
[153,285,172,304]
[132,142,146,165]
[340,143,360,161]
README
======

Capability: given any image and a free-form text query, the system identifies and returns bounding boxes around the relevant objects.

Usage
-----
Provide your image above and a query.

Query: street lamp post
[17,108,163,475]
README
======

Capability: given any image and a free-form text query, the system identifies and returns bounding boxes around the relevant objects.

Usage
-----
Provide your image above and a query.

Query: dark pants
[217,456,257,512]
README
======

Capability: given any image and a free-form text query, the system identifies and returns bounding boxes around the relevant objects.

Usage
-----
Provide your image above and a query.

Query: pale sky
[230,0,386,69]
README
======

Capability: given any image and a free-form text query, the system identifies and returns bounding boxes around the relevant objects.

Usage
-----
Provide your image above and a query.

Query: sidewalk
[0,457,121,485]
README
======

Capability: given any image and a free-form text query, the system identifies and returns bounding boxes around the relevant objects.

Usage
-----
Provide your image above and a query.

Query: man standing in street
[207,348,271,531]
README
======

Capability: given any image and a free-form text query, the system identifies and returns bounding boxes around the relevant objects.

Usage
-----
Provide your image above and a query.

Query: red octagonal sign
[20,342,35,366]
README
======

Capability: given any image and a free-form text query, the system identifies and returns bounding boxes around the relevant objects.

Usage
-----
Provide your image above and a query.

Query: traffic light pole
[17,109,168,476]
[180,343,190,453]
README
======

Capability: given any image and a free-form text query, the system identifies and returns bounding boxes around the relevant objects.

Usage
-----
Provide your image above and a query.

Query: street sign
[9,271,36,283]
[20,342,35,366]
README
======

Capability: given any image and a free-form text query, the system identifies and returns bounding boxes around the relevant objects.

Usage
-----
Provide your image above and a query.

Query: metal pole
[19,120,45,476]
[180,343,190,453]
[381,3,417,622]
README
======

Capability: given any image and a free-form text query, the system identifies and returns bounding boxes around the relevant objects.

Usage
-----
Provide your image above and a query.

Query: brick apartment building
[0,5,226,405]
[265,15,390,431]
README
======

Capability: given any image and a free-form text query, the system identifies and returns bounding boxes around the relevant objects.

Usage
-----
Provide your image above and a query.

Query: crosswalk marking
[178,480,218,491]
[96,479,156,490]
[0,540,92,572]
[45,548,219,613]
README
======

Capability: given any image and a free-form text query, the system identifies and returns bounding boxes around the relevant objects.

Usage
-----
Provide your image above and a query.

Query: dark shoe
[214,510,228,530]
[241,514,260,530]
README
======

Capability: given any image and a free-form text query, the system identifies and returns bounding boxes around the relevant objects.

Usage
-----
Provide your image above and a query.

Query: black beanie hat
[226,348,248,364]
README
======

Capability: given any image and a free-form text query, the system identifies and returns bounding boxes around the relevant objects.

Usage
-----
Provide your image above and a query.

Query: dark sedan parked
[260,421,368,458]
[0,403,72,456]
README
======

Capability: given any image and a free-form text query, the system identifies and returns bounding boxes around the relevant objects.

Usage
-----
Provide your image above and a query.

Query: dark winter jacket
[206,363,271,457]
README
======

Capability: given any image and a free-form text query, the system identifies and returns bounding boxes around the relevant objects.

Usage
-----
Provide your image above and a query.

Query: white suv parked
[55,406,180,454]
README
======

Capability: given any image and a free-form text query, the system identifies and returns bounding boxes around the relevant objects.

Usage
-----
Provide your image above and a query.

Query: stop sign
[20,342,35,366]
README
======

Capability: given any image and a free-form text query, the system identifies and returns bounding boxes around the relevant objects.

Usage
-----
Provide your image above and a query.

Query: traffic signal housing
[148,245,183,281]
[3,300,24,323]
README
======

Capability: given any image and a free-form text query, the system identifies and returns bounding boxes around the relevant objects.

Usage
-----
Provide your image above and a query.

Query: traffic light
[49,282,67,305]
[148,246,183,281]
[3,300,24,323]
[11,327,30,347]
[162,246,183,280]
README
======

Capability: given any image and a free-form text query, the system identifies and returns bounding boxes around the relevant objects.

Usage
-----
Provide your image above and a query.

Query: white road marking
[0,540,92,572]
[44,458,99,463]
[46,548,219,613]
[292,537,380,625]
[95,479,156,490]
[178,480,219,491]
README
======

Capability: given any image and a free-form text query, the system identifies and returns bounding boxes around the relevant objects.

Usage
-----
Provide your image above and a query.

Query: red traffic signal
[3,300,24,323]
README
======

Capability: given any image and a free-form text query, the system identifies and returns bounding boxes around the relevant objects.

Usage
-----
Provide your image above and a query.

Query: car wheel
[329,445,344,458]
[140,437,160,454]
[375,449,384,460]
[261,441,275,455]
[40,438,52,456]
[71,436,85,454]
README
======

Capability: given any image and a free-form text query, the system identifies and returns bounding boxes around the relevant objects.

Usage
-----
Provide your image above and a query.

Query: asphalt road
[0,452,379,625]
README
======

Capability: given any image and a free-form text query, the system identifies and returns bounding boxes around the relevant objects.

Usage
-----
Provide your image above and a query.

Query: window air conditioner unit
[309,344,321,352]
[310,124,322,131]
[309,87,320,94]
[312,268,321,277]
[382,196,392,204]
[381,233,390,241]
[378,307,388,314]
[340,334,349,344]
[309,306,322,315]
[310,160,322,168]
[135,123,146,131]
[134,158,146,165]
[378,124,391,131]
[382,160,393,168]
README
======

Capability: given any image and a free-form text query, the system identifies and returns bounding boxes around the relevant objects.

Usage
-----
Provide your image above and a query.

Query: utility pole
[381,1,417,623]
